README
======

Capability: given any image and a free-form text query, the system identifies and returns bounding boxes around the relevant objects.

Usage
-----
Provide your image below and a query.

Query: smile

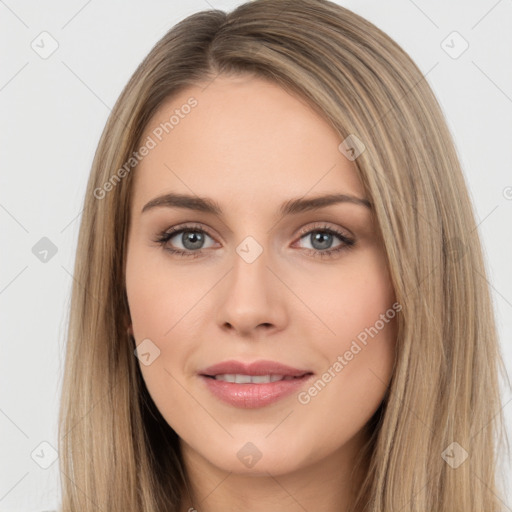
[210,373,306,383]
[198,359,314,408]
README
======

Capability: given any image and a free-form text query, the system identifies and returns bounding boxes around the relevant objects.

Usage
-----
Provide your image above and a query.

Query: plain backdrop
[1,0,511,510]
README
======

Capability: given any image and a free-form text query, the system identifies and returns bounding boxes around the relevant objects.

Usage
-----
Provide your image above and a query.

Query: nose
[215,245,287,337]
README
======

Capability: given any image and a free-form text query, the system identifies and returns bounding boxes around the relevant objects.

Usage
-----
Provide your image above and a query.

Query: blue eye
[154,223,355,260]
[154,223,215,259]
[295,226,354,257]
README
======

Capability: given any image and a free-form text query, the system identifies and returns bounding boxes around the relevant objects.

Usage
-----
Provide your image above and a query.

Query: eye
[153,223,217,258]
[294,224,355,259]
[153,222,355,260]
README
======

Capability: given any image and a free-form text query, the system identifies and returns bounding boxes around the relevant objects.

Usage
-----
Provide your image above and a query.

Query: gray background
[1,0,511,510]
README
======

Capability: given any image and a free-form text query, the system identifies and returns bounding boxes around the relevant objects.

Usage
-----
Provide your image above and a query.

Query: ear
[127,323,134,337]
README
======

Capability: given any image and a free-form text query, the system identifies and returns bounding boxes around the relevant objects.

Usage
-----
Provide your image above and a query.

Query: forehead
[131,74,365,212]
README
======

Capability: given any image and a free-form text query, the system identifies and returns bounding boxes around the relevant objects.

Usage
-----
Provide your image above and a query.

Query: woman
[58,0,510,510]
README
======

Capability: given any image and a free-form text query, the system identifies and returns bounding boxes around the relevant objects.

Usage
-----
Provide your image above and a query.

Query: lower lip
[199,375,313,409]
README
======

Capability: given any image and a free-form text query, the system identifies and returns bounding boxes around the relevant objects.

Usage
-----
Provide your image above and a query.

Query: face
[125,74,397,478]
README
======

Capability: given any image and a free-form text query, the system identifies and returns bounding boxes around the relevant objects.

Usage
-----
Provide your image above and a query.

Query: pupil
[183,232,203,250]
[312,232,332,250]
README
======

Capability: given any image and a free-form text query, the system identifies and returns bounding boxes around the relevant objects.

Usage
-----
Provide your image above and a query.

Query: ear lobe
[127,324,134,337]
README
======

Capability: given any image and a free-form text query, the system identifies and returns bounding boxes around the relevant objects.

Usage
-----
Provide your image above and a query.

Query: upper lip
[199,359,313,378]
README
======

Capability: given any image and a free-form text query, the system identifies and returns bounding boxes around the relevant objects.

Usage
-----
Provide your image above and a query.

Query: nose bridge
[230,233,272,292]
[214,232,284,333]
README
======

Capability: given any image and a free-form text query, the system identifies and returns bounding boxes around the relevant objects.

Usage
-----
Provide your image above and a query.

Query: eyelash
[153,223,355,260]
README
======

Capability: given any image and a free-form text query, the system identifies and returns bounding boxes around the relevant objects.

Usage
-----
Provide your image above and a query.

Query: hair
[57,0,510,510]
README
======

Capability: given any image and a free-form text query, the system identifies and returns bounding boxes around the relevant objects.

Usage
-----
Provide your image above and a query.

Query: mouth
[198,359,314,408]
[203,373,311,383]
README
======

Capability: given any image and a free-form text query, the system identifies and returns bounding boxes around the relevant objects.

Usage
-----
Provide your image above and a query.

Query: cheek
[329,268,396,343]
[310,248,397,392]
[300,247,396,349]
[125,244,203,339]
[125,248,201,419]
[125,245,215,390]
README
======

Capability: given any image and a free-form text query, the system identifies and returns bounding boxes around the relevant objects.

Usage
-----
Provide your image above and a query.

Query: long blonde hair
[58,0,510,510]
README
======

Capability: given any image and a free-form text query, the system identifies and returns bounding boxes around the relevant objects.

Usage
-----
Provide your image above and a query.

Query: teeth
[213,374,295,383]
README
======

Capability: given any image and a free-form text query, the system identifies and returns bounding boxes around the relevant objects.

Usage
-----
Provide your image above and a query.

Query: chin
[190,437,311,477]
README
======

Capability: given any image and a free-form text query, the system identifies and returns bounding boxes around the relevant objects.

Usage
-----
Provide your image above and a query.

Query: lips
[212,374,299,383]
[198,359,314,408]
[200,359,311,378]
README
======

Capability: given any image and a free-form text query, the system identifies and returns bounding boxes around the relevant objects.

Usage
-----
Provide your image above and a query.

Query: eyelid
[295,221,353,240]
[154,220,355,260]
[157,220,352,245]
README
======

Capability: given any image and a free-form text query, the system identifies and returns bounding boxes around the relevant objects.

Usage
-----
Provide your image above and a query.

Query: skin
[125,73,397,512]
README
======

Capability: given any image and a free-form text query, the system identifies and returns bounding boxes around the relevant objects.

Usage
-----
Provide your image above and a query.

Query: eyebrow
[141,192,372,216]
